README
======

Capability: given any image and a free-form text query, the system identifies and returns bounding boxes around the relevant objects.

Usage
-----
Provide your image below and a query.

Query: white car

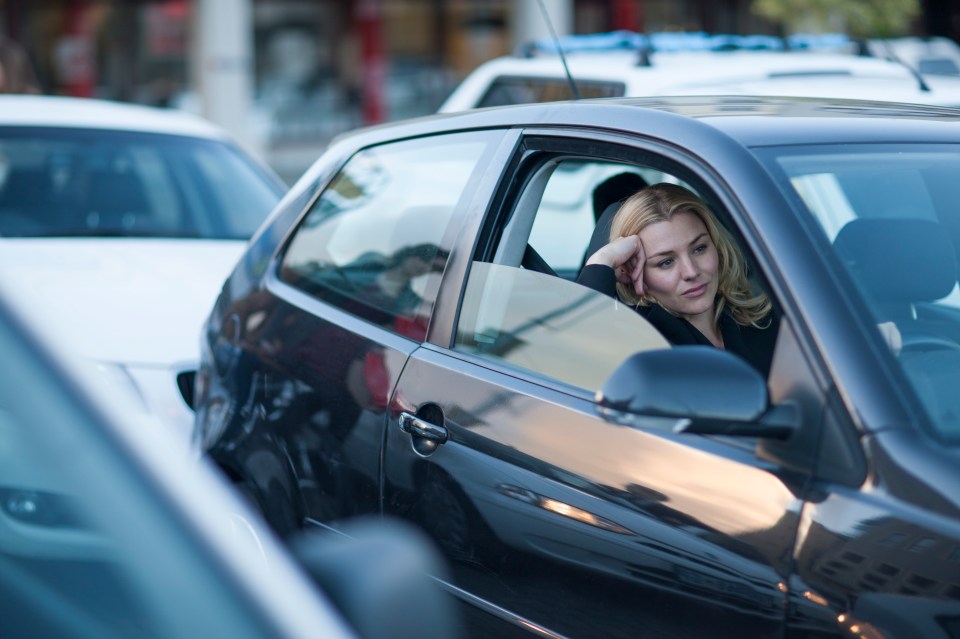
[0,95,286,441]
[439,33,960,112]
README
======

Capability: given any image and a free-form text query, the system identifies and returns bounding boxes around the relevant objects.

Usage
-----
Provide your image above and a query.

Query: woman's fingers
[588,236,646,296]
[631,239,645,297]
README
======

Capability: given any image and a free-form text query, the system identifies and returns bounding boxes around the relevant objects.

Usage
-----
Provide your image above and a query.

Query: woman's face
[639,210,719,321]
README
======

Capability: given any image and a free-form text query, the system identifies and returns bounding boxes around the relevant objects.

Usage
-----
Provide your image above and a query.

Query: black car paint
[195,97,960,638]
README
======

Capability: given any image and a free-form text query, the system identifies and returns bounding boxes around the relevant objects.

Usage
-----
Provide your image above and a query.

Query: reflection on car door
[383,267,805,638]
[206,131,502,534]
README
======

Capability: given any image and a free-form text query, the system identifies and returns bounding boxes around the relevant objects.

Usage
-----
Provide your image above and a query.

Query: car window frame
[268,128,510,345]
[426,126,870,482]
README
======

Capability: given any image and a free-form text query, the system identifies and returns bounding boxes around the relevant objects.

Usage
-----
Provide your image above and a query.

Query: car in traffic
[193,94,960,638]
[0,278,457,639]
[438,30,960,113]
[0,95,287,441]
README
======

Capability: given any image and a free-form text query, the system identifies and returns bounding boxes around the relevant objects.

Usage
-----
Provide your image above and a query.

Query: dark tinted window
[477,76,625,108]
[279,132,495,339]
[0,128,282,239]
[762,144,960,445]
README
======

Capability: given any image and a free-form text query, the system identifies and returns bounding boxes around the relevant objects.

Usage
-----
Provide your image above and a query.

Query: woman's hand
[586,235,646,297]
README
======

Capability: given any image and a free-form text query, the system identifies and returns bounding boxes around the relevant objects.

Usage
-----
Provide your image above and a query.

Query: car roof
[335,95,960,159]
[439,49,960,112]
[0,94,228,139]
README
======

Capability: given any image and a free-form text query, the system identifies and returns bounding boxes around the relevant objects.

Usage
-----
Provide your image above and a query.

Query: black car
[194,95,960,639]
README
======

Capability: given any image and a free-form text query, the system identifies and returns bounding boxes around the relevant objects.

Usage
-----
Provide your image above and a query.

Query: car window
[476,76,625,109]
[455,262,669,391]
[761,144,960,445]
[0,128,281,239]
[279,131,495,340]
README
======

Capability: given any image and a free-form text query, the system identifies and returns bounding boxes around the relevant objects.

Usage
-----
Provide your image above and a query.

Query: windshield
[0,127,282,240]
[760,144,960,445]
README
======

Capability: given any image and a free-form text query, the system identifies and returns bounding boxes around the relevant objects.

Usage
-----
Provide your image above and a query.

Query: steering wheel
[898,330,960,357]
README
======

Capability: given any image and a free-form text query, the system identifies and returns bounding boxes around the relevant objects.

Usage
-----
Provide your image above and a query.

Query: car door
[382,134,823,638]
[205,129,507,534]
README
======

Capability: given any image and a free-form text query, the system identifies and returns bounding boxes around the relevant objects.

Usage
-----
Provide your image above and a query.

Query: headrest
[592,172,647,223]
[833,218,957,303]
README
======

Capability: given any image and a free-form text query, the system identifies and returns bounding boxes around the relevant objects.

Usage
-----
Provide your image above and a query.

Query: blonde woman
[578,183,778,375]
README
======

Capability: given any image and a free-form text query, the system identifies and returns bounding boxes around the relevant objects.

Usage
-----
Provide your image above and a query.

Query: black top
[578,264,779,377]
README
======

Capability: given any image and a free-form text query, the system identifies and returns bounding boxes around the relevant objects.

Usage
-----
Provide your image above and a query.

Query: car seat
[833,218,957,324]
[834,217,960,440]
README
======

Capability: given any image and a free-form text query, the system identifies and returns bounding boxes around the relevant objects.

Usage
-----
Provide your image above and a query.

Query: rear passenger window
[278,132,496,340]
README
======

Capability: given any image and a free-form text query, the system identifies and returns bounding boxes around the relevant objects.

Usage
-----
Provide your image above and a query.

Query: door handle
[398,411,448,444]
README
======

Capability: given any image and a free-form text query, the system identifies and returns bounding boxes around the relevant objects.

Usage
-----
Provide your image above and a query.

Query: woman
[578,182,778,376]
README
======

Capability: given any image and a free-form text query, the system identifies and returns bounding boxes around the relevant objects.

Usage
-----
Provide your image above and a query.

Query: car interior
[459,153,780,394]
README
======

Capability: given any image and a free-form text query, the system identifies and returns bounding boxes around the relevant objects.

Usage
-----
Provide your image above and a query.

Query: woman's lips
[682,283,708,298]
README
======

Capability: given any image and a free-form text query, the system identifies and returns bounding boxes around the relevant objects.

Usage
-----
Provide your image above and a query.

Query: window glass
[279,132,493,340]
[476,76,625,109]
[761,144,960,445]
[455,263,669,391]
[0,128,281,239]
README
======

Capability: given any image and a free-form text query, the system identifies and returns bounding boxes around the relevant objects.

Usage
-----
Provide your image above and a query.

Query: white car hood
[0,239,245,366]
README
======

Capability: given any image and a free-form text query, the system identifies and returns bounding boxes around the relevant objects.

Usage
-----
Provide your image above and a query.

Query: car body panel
[385,345,801,638]
[0,239,244,363]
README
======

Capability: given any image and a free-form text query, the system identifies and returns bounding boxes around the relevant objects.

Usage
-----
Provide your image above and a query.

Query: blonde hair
[610,183,772,328]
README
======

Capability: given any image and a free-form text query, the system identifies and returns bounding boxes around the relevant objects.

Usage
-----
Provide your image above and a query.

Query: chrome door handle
[398,411,448,443]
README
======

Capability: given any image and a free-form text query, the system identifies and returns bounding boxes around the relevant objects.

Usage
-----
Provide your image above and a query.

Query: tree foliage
[752,0,920,38]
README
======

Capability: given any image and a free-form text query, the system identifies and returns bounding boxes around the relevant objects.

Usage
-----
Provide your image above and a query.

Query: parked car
[194,95,960,638]
[0,95,287,441]
[0,277,457,639]
[438,31,960,113]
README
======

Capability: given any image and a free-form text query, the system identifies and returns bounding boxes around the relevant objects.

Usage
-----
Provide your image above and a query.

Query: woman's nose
[679,256,698,279]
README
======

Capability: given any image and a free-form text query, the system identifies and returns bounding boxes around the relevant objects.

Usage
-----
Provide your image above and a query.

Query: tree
[752,0,920,38]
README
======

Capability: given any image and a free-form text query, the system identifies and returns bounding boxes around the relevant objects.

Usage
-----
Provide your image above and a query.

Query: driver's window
[455,157,675,391]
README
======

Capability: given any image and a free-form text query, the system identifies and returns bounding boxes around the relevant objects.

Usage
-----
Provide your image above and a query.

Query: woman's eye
[657,258,673,269]
[693,244,707,255]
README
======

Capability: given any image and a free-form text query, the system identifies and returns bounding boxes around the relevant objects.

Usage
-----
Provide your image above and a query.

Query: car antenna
[851,14,932,94]
[536,0,581,99]
[879,37,932,92]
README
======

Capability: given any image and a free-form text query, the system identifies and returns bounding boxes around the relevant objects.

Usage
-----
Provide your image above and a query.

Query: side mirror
[290,517,461,639]
[596,346,797,439]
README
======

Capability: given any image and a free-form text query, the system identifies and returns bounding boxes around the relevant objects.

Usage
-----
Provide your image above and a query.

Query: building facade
[0,0,948,181]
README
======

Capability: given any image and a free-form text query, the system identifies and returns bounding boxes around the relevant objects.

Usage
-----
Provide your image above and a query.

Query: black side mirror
[290,517,461,639]
[596,346,798,439]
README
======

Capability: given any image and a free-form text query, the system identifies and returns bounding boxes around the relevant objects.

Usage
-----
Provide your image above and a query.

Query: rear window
[476,76,625,108]
[0,127,282,240]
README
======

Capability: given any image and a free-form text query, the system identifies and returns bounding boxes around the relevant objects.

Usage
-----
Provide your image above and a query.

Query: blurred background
[1,0,957,184]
